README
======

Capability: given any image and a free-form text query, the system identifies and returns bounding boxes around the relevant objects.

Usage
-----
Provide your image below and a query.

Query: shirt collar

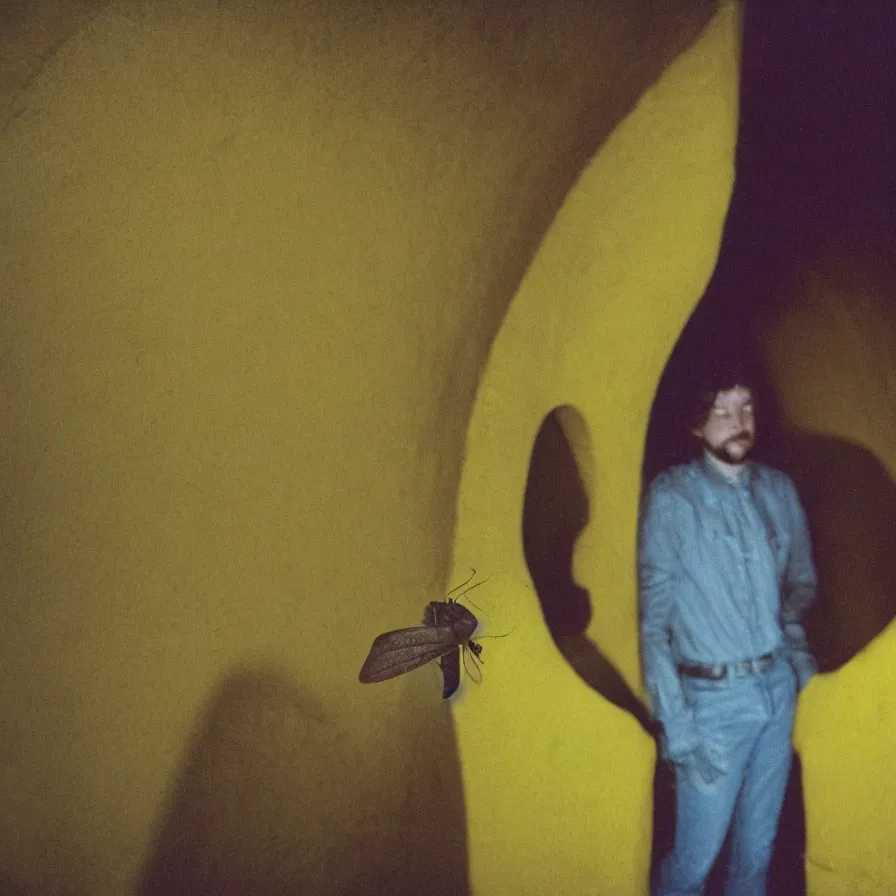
[700,451,754,489]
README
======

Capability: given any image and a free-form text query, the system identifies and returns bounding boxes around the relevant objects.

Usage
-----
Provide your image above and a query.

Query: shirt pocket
[702,517,741,563]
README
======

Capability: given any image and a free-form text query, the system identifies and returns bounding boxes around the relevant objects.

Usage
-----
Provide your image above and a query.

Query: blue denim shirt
[638,454,817,758]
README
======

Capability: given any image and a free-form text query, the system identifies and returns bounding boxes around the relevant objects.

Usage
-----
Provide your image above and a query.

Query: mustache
[728,432,752,443]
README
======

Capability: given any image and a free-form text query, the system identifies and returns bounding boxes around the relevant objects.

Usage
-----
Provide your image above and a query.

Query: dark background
[647,0,895,480]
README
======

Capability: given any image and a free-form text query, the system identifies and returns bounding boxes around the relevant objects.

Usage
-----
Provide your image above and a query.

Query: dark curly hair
[684,358,762,433]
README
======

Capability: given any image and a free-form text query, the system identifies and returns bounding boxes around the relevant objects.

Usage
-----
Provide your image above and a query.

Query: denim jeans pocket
[680,737,730,792]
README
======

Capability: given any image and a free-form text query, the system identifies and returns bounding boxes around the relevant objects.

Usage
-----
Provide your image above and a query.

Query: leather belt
[678,652,775,681]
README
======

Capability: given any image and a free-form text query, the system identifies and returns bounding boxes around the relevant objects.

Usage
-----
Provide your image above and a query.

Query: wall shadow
[0,874,85,896]
[775,430,896,672]
[521,406,653,733]
[138,664,469,896]
[0,873,29,896]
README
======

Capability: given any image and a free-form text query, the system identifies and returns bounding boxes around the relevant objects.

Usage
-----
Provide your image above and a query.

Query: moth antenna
[446,568,477,598]
[475,626,516,640]
[453,574,493,612]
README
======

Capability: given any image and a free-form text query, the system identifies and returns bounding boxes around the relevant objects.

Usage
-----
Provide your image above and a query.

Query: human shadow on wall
[138,664,469,896]
[773,429,896,672]
[521,406,653,734]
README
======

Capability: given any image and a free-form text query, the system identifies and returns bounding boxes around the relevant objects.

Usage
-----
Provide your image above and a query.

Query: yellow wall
[759,256,896,896]
[13,3,892,896]
[18,4,892,896]
[450,9,740,893]
[0,2,723,894]
[9,2,891,896]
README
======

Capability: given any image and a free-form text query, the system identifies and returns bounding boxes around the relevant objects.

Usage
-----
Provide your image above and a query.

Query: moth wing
[359,625,458,683]
[439,647,461,699]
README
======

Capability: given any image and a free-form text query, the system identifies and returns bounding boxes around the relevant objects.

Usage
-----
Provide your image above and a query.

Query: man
[638,371,817,896]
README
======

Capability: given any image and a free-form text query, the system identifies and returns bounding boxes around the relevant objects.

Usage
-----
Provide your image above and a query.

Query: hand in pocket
[680,740,728,787]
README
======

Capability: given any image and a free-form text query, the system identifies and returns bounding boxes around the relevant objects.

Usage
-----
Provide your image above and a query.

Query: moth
[359,573,488,698]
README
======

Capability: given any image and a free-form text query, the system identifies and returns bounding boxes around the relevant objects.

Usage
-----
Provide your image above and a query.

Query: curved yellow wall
[0,2,724,894]
[14,3,889,895]
[450,8,740,894]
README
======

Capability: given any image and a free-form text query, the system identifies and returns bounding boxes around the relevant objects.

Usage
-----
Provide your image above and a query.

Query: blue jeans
[656,655,798,896]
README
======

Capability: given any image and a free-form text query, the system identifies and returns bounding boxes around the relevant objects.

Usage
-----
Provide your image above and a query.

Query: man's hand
[789,651,818,692]
[676,741,727,786]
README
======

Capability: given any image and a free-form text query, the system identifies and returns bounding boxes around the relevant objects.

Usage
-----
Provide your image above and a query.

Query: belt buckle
[738,653,772,676]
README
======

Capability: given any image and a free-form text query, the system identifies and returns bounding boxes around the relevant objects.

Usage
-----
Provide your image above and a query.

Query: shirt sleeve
[638,483,697,760]
[780,477,818,689]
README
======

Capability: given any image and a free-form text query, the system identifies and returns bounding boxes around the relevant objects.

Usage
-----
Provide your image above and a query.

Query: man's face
[693,385,756,466]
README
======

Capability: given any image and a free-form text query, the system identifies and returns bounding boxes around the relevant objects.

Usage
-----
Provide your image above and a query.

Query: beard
[706,434,754,465]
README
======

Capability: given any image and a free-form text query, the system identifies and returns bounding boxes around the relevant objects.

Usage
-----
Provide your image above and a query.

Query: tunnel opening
[521,404,651,732]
